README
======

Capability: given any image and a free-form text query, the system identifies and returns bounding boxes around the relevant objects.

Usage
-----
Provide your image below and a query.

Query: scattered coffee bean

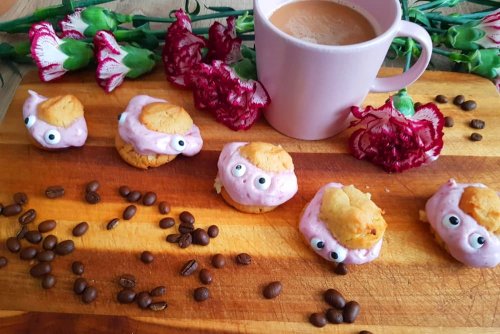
[117,289,136,304]
[140,251,154,264]
[55,240,75,255]
[179,211,195,224]
[72,261,85,275]
[192,228,210,246]
[236,253,252,265]
[142,192,157,206]
[13,192,28,206]
[470,119,485,129]
[343,301,361,323]
[309,313,327,328]
[123,205,137,220]
[119,185,131,198]
[359,331,373,334]
[18,209,36,225]
[178,233,192,249]
[45,186,65,199]
[82,286,98,304]
[37,250,55,262]
[207,225,219,238]
[42,235,58,250]
[166,233,182,243]
[41,275,56,289]
[16,225,28,240]
[158,201,170,214]
[435,95,448,103]
[194,287,209,302]
[106,218,119,230]
[461,100,477,111]
[324,289,346,309]
[38,220,56,233]
[149,301,167,311]
[444,116,454,128]
[2,204,22,217]
[199,269,213,285]
[0,203,2,215]
[212,254,226,269]
[150,286,167,297]
[263,281,282,299]
[178,222,195,234]
[30,262,52,277]
[85,191,101,204]
[20,247,38,260]
[74,278,88,295]
[159,217,175,229]
[126,191,142,203]
[6,237,21,253]
[453,94,465,105]
[85,180,100,193]
[118,274,136,289]
[413,102,422,109]
[334,263,348,276]
[0,256,7,268]
[136,291,152,309]
[470,133,483,141]
[180,259,198,276]
[25,230,42,244]
[326,308,343,324]
[73,222,89,237]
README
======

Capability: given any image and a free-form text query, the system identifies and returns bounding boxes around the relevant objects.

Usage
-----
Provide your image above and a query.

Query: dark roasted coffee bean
[178,222,195,234]
[55,240,75,255]
[207,225,219,238]
[192,228,210,246]
[16,225,28,240]
[72,222,89,237]
[13,192,28,206]
[20,247,38,260]
[38,220,57,233]
[309,313,327,328]
[149,301,167,311]
[0,203,2,215]
[212,254,226,269]
[118,274,136,289]
[158,201,170,214]
[106,218,119,230]
[150,286,166,297]
[343,301,361,323]
[136,291,152,309]
[142,192,157,206]
[179,211,195,224]
[74,277,88,295]
[37,250,55,262]
[126,191,142,203]
[30,262,52,277]
[359,331,373,334]
[324,289,346,309]
[334,263,348,276]
[470,133,483,141]
[0,256,7,268]
[180,259,198,276]
[45,186,65,199]
[159,217,175,229]
[263,281,282,299]
[123,205,137,220]
[117,289,136,304]
[72,261,84,275]
[85,191,100,204]
[470,119,485,129]
[2,204,22,217]
[166,233,182,243]
[43,235,58,250]
[435,95,448,103]
[236,253,252,265]
[140,251,154,264]
[444,116,454,128]
[86,180,100,193]
[193,287,209,302]
[119,186,131,198]
[178,233,192,248]
[461,100,477,111]
[326,308,343,324]
[18,209,36,225]
[199,269,213,285]
[413,102,422,109]
[25,230,42,244]
[6,237,21,253]
[41,274,56,289]
[82,286,98,304]
[453,94,465,105]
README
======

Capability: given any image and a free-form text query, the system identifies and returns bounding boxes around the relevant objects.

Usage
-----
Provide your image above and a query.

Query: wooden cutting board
[0,68,498,334]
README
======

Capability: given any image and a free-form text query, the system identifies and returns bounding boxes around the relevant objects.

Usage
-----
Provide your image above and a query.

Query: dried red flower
[206,16,242,64]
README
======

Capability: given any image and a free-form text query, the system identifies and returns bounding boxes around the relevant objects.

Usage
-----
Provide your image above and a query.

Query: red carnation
[206,16,242,64]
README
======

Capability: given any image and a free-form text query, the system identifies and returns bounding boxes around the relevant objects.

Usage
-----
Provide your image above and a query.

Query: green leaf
[232,58,257,81]
[204,5,236,12]
[409,8,431,27]
[184,0,201,16]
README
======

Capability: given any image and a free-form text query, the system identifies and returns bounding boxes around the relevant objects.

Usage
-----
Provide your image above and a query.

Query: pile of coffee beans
[84,180,101,204]
[115,273,168,311]
[165,211,218,249]
[308,288,362,328]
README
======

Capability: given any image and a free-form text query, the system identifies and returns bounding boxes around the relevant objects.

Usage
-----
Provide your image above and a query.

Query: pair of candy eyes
[231,164,271,190]
[25,115,61,145]
[442,214,486,249]
[310,238,347,263]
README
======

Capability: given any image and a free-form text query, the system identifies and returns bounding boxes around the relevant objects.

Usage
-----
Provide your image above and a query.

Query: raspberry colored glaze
[118,95,203,156]
[215,142,298,207]
[299,183,383,265]
[425,179,500,268]
[22,90,88,149]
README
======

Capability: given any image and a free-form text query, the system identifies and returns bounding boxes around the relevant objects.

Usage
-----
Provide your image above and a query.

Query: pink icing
[118,95,203,156]
[215,142,298,207]
[22,90,88,149]
[425,179,500,268]
[299,183,383,265]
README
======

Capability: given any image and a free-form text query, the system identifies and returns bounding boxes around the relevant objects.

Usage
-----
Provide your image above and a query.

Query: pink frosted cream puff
[115,95,203,169]
[22,90,88,149]
[421,179,500,268]
[214,142,298,213]
[299,183,387,264]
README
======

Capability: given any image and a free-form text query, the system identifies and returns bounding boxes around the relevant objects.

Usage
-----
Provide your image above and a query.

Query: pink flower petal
[59,8,87,40]
[39,63,67,82]
[98,73,125,93]
[206,16,242,64]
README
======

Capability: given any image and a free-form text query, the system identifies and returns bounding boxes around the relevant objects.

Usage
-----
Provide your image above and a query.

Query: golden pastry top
[239,142,294,173]
[459,186,500,234]
[38,95,84,127]
[139,102,193,134]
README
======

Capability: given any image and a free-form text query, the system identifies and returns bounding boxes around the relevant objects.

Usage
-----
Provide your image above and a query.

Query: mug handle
[370,20,433,93]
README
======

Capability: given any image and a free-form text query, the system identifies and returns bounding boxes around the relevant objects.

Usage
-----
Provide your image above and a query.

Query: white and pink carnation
[94,31,130,93]
[59,8,88,39]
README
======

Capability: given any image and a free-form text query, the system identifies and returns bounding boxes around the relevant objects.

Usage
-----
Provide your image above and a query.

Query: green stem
[425,13,468,25]
[415,1,446,11]
[74,0,116,7]
[401,0,412,72]
[466,0,500,7]
[190,9,253,22]
[432,47,452,57]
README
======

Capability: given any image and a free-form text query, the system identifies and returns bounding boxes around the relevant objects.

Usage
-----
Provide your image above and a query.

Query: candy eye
[310,238,325,251]
[24,115,36,129]
[118,112,127,124]
[170,135,186,152]
[329,248,347,263]
[254,175,271,190]
[44,129,61,145]
[468,233,486,249]
[231,164,246,177]
[442,214,460,229]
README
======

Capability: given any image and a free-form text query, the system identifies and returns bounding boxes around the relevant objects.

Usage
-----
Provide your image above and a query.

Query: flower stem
[401,0,412,72]
[466,0,500,7]
[133,9,253,25]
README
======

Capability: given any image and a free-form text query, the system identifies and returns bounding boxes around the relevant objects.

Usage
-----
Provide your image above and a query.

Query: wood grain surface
[0,68,498,334]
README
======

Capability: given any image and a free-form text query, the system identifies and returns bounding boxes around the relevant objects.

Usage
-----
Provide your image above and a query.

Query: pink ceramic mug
[254,0,433,140]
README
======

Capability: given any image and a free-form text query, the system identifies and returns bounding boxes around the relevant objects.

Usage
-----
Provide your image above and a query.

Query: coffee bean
[326,308,343,324]
[150,286,167,297]
[334,263,348,276]
[444,116,454,128]
[413,102,422,109]
[180,259,198,276]
[0,203,2,215]
[106,218,119,230]
[55,240,75,255]
[178,222,195,234]
[42,235,58,250]
[470,119,485,129]
[199,269,213,285]
[13,192,28,206]
[158,201,170,214]
[72,222,89,237]
[0,256,7,268]
[207,225,219,238]
[136,291,152,309]
[37,250,55,262]
[453,94,465,105]
[25,230,42,244]
[74,278,88,295]
[178,233,192,248]
[18,209,36,225]
[149,301,167,311]
[470,133,483,141]
[45,186,65,199]
[16,225,28,240]
[82,286,98,304]
[140,251,154,264]
[118,274,136,289]
[123,205,137,220]
[41,274,56,289]
[461,100,477,111]
[72,261,84,275]
[38,220,57,233]
[263,281,282,299]
[236,253,252,265]
[142,192,157,206]
[179,211,195,224]
[309,313,327,328]
[85,191,100,204]
[6,237,21,253]
[117,289,136,304]
[20,246,38,260]
[85,180,100,193]
[435,95,448,103]
[193,287,209,302]
[324,289,346,309]
[119,186,131,198]
[30,262,52,277]
[192,228,210,246]
[159,217,175,229]
[126,191,142,203]
[343,301,361,323]
[2,204,22,217]
[166,233,182,243]
[212,254,226,269]
[359,331,373,334]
